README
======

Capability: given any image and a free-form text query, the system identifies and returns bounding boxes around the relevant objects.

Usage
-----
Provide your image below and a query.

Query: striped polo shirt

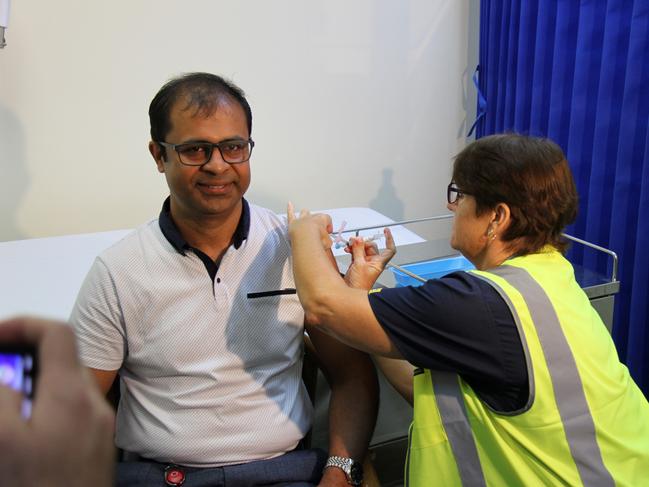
[71,201,312,467]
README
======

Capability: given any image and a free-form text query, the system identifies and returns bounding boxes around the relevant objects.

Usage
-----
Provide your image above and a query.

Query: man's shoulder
[248,203,283,221]
[240,204,293,268]
[97,218,161,263]
[247,203,288,235]
[76,218,166,306]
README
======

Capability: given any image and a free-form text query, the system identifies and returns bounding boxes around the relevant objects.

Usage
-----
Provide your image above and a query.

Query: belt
[119,447,327,487]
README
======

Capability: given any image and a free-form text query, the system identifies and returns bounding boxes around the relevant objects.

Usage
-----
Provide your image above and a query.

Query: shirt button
[216,277,221,283]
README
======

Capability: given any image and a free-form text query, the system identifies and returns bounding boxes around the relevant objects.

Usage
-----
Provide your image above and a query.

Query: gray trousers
[115,448,327,487]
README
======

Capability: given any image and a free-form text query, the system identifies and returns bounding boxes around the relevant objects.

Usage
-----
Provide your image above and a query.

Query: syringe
[334,232,385,249]
[331,220,385,249]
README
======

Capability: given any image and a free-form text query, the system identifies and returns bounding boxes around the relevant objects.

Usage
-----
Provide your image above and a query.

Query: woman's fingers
[349,237,368,263]
[344,230,394,259]
[285,202,316,224]
[286,202,313,223]
[384,228,396,252]
[375,228,397,261]
[364,240,380,257]
[287,204,335,250]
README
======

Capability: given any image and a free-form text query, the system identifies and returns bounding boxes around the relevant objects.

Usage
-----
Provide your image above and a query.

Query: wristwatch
[324,455,363,485]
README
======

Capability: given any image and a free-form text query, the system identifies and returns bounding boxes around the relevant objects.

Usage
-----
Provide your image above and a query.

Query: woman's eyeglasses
[447,182,471,204]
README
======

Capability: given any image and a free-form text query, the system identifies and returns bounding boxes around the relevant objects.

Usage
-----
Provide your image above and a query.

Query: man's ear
[149,141,166,173]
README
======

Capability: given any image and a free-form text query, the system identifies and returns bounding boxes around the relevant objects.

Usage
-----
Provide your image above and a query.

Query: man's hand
[0,317,115,487]
[344,228,396,290]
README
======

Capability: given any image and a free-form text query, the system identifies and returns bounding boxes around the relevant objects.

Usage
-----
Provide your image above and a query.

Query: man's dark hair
[149,72,253,158]
[452,134,578,255]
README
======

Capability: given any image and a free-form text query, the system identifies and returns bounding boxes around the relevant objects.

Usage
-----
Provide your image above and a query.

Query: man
[70,73,378,487]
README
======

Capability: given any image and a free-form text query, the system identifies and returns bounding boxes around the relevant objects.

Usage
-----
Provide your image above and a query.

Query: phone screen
[0,347,36,418]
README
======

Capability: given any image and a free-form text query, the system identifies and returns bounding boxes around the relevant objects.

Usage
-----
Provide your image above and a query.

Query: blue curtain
[476,0,649,396]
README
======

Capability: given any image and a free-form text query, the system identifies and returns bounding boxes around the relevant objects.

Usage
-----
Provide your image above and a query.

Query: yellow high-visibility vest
[407,249,649,486]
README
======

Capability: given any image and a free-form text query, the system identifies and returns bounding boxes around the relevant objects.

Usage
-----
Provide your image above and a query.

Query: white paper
[313,207,425,256]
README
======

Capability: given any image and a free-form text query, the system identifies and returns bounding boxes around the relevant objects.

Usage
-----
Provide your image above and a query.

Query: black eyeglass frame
[157,138,255,166]
[447,182,472,204]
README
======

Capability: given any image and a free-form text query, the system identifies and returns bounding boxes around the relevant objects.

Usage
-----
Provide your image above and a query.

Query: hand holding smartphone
[0,317,114,487]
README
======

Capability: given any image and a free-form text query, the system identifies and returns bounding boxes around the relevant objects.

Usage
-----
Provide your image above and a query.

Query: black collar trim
[158,197,251,255]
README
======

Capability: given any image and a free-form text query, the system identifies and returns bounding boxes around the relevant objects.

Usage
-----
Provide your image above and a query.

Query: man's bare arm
[373,356,414,406]
[89,368,118,396]
[306,324,379,486]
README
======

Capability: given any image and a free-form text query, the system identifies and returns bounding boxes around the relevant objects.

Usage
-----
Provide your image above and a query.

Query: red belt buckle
[164,465,186,486]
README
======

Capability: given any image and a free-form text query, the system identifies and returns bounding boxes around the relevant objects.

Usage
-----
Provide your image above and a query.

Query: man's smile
[197,181,234,194]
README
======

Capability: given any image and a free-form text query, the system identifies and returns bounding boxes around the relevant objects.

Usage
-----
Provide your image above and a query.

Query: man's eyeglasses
[447,182,471,204]
[157,139,255,166]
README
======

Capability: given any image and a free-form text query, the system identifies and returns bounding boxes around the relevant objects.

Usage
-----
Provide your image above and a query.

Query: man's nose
[202,147,229,172]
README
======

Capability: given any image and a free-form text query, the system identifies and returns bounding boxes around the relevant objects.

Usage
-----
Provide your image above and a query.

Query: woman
[288,134,649,486]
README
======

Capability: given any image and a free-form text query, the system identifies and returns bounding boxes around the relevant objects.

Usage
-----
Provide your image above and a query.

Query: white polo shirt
[71,202,312,467]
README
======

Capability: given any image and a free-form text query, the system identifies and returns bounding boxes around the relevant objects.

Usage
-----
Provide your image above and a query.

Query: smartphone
[0,346,37,418]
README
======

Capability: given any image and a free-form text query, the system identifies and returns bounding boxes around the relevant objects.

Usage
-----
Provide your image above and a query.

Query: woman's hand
[344,228,396,290]
[286,202,334,250]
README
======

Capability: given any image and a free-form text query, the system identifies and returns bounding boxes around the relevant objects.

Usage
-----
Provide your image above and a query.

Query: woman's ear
[492,202,511,231]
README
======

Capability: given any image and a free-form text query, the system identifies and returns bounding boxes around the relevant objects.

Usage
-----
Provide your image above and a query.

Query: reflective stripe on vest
[430,370,487,486]
[488,265,615,486]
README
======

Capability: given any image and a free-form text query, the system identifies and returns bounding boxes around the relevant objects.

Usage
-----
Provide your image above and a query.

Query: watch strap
[324,455,363,485]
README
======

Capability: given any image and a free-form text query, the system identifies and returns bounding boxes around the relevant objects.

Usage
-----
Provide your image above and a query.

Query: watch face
[350,462,363,484]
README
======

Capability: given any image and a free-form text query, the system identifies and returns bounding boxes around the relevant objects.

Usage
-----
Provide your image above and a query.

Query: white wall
[0,0,478,243]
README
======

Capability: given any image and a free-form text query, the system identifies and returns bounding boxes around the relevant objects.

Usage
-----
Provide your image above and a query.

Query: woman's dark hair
[452,134,578,255]
[148,72,253,157]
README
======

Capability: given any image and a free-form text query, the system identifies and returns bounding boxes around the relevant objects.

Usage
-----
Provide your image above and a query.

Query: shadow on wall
[0,104,28,241]
[369,168,404,221]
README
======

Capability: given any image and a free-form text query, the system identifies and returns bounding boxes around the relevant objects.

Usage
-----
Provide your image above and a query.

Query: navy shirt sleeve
[368,271,528,412]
